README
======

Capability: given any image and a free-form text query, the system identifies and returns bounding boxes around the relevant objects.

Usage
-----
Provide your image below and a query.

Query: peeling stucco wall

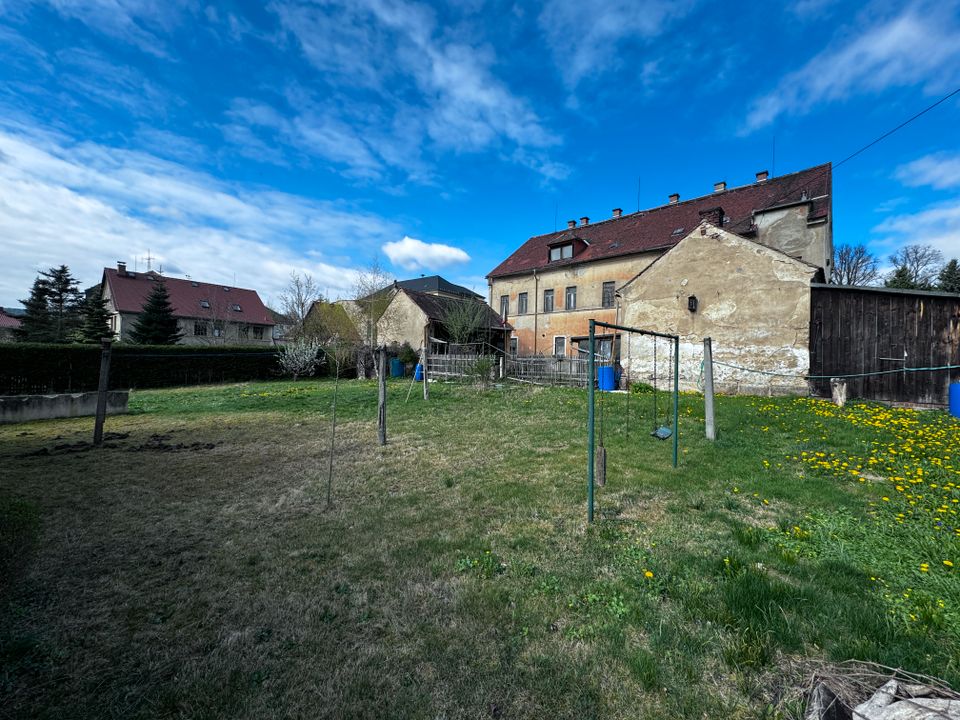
[377,292,428,349]
[754,203,831,273]
[620,225,818,395]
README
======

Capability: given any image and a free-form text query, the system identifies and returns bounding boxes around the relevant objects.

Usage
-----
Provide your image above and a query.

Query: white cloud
[743,3,960,133]
[257,0,562,181]
[872,198,960,262]
[382,236,470,271]
[0,122,402,306]
[538,0,695,89]
[896,152,960,190]
[39,0,188,57]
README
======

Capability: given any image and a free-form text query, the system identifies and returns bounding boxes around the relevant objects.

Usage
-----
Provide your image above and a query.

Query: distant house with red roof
[487,164,832,364]
[0,307,23,342]
[101,263,275,345]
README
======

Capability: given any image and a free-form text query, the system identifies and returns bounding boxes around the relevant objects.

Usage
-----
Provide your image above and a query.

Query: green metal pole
[672,335,679,468]
[587,320,596,522]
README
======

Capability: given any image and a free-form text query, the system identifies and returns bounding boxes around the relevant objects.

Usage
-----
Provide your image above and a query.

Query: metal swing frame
[586,319,680,522]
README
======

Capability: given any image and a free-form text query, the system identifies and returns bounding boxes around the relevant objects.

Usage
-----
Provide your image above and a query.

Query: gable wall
[377,292,429,348]
[620,226,818,394]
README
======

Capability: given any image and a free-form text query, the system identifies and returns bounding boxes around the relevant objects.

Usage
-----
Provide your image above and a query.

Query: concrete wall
[620,224,818,395]
[489,253,659,355]
[0,391,129,424]
[377,292,429,348]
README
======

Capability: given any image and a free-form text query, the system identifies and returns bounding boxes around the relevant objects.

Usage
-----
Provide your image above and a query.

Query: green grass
[1,379,958,719]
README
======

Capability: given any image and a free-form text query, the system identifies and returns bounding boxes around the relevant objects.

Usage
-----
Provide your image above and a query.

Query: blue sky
[1,0,959,308]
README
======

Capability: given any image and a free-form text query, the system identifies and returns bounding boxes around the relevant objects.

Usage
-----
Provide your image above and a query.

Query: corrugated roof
[488,163,831,279]
[404,289,509,329]
[103,268,274,325]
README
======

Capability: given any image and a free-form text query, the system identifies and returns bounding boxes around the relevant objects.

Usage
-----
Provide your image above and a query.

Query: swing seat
[651,426,672,440]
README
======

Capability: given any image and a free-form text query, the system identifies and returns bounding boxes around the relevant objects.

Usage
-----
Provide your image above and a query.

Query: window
[239,325,250,339]
[565,286,577,310]
[509,337,518,356]
[543,289,555,313]
[194,322,208,336]
[554,336,566,357]
[212,321,224,338]
[500,294,509,319]
[517,292,528,314]
[602,281,616,308]
[549,244,574,262]
[253,326,264,340]
[231,303,242,312]
[200,299,210,309]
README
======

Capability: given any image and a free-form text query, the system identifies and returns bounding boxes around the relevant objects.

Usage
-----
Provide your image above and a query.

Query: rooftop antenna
[772,135,776,177]
[637,176,641,212]
[146,249,153,271]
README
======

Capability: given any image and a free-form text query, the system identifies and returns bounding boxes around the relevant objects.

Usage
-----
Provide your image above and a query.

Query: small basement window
[549,243,574,262]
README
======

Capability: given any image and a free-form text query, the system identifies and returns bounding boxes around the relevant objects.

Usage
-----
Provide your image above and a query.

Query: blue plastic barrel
[390,357,404,377]
[598,366,616,391]
[414,363,423,381]
[950,382,960,419]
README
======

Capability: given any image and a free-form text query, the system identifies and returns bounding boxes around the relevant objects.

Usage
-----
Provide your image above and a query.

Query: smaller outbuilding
[0,307,23,342]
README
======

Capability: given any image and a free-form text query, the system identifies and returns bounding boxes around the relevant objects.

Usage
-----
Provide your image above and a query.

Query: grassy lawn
[1,379,958,719]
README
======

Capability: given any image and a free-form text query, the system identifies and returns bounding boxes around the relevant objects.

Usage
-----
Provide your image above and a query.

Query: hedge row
[0,343,286,394]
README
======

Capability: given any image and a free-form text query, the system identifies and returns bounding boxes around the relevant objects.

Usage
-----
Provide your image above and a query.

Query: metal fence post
[93,338,112,446]
[587,319,596,522]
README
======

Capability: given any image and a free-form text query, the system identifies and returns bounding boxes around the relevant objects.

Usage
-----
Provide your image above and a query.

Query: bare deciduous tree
[442,298,491,350]
[832,244,880,286]
[280,272,323,330]
[350,260,396,377]
[886,244,944,289]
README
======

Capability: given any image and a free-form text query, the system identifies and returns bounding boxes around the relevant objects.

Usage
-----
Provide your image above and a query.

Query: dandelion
[644,570,654,579]
[920,563,929,572]
[945,560,954,568]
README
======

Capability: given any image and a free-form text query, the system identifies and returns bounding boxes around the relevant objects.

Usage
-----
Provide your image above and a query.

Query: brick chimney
[668,193,679,204]
[567,219,577,229]
[756,170,769,182]
[698,206,724,227]
[117,261,127,276]
[612,208,622,218]
[713,181,726,192]
[580,216,589,226]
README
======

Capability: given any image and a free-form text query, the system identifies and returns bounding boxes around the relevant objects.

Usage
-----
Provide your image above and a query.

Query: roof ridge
[523,162,831,241]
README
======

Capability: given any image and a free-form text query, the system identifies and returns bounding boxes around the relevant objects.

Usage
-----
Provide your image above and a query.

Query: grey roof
[404,290,508,329]
[395,275,483,299]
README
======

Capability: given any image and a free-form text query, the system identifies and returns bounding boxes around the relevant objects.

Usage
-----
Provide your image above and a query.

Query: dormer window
[549,243,574,262]
[231,303,242,312]
[200,300,210,309]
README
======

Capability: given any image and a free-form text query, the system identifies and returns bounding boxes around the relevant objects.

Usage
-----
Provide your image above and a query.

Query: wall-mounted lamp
[687,295,698,313]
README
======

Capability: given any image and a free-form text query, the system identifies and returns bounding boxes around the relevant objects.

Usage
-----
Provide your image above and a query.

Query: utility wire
[713,359,960,380]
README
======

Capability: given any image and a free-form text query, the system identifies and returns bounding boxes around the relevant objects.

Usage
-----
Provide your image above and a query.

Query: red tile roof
[0,308,22,329]
[488,163,831,279]
[102,269,274,325]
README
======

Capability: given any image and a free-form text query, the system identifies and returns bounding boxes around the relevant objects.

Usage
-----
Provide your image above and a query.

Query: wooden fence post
[378,346,387,446]
[93,338,113,446]
[704,337,716,441]
[422,326,430,400]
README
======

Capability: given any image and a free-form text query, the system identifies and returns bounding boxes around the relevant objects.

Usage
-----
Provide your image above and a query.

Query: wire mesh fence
[506,354,590,386]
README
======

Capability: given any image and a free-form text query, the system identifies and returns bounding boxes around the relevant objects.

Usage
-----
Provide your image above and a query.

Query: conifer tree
[938,259,960,293]
[40,265,83,342]
[884,266,920,290]
[128,280,183,345]
[14,277,54,342]
[74,296,114,343]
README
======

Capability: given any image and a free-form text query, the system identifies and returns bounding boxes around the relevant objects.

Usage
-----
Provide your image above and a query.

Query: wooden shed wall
[809,284,960,405]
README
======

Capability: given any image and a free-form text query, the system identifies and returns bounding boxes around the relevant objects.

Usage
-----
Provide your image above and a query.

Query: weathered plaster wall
[490,253,659,355]
[377,292,428,348]
[620,225,817,395]
[754,203,831,273]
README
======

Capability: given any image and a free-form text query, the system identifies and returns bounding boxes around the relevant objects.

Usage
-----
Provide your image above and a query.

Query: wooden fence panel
[810,284,960,405]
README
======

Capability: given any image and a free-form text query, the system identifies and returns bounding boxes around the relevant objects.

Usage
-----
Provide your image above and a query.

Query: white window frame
[565,286,577,310]
[543,288,554,313]
[553,335,566,357]
[517,292,528,314]
[499,294,509,319]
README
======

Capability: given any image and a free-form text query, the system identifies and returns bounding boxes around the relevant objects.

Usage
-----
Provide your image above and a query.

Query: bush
[0,343,283,394]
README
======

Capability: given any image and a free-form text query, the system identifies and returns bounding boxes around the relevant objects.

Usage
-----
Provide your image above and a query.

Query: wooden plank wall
[810,285,960,405]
